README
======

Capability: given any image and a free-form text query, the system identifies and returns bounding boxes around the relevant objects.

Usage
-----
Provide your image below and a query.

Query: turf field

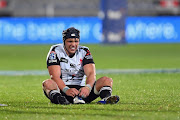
[0,43,180,120]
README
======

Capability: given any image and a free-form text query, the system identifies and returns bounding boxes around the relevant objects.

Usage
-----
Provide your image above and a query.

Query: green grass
[0,43,180,70]
[0,74,179,120]
[0,43,180,120]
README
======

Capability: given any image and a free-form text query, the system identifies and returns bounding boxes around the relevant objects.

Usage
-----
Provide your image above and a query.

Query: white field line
[0,69,180,76]
[0,104,8,106]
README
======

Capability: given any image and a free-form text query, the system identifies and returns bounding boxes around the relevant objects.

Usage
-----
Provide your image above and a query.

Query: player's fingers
[81,93,88,98]
[70,89,79,97]
[80,91,88,98]
[79,89,85,95]
[70,92,75,97]
[79,91,83,96]
[72,88,79,95]
[84,91,89,97]
[67,89,75,97]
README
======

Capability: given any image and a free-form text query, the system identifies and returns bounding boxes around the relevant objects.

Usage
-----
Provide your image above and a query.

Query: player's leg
[42,79,70,105]
[95,76,119,104]
[83,77,112,103]
[95,76,113,98]
[61,85,85,104]
[83,82,99,103]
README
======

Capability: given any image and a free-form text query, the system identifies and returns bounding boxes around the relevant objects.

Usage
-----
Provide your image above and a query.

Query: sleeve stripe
[82,58,94,66]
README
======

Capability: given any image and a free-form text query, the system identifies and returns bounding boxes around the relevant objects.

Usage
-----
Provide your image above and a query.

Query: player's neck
[69,53,75,58]
[64,48,75,58]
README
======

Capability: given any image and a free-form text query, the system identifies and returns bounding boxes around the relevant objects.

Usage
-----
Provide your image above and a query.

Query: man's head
[62,27,80,42]
[62,27,80,56]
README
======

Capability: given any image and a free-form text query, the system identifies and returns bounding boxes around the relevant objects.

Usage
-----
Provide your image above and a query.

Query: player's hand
[66,88,79,98]
[79,87,90,98]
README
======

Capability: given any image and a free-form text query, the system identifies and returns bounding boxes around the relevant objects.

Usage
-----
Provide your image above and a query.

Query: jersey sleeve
[46,46,60,67]
[82,48,95,66]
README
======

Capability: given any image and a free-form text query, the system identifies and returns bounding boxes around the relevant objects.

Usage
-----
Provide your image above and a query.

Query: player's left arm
[79,63,96,98]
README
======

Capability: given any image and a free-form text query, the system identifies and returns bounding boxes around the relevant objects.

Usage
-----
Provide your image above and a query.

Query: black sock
[49,90,70,104]
[49,90,61,104]
[99,86,112,99]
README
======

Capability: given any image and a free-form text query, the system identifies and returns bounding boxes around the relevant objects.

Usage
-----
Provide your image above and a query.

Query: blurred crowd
[0,0,180,17]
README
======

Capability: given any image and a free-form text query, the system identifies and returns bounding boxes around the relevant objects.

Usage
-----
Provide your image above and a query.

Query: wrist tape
[62,86,70,93]
[85,84,92,91]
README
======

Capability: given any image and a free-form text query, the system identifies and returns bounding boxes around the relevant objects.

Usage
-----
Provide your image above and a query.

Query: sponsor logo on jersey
[60,57,68,63]
[48,59,57,63]
[49,51,56,60]
[70,63,76,68]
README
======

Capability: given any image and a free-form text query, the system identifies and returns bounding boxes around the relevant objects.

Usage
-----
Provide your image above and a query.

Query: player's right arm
[48,65,65,91]
[48,65,79,97]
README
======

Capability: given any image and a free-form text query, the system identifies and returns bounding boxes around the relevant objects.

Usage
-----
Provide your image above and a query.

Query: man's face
[64,38,79,56]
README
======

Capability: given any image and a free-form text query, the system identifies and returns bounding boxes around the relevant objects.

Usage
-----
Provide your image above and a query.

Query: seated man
[42,27,119,104]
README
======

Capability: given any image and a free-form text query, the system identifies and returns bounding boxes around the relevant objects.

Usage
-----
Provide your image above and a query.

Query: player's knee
[42,79,57,90]
[101,76,113,86]
[95,76,113,93]
[101,76,113,82]
[42,79,50,87]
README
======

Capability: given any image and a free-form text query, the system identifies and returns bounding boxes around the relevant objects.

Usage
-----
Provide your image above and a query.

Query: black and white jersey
[46,44,94,86]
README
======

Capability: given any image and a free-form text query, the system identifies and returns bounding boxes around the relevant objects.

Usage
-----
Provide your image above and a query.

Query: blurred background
[0,0,180,44]
[0,1,180,119]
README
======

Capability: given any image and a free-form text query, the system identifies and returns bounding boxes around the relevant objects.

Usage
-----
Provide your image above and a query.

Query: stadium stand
[0,0,180,17]
[128,0,157,16]
[0,0,100,17]
[128,0,180,16]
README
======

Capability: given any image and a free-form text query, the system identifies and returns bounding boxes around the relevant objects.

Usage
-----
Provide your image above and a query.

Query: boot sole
[106,95,120,104]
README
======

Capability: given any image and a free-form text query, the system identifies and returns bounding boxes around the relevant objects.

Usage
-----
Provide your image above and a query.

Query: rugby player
[42,27,119,104]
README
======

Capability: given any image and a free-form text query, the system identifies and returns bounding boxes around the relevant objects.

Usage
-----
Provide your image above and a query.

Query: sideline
[0,69,180,76]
